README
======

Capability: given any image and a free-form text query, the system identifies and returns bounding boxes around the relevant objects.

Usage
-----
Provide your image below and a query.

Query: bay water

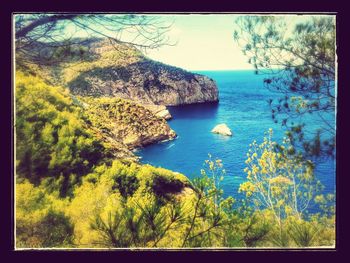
[137,70,335,205]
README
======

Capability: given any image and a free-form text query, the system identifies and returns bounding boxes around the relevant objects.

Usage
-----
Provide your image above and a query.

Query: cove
[136,70,336,202]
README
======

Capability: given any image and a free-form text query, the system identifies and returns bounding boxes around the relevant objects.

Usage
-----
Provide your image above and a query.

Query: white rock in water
[211,123,232,136]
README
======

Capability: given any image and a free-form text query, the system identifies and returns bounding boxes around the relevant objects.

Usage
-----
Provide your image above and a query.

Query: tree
[16,181,74,248]
[15,14,172,67]
[239,129,321,223]
[15,72,113,196]
[234,16,336,159]
[240,129,319,228]
[66,158,233,248]
[239,129,327,246]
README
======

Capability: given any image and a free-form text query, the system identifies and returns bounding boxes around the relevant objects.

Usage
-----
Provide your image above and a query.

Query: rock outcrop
[143,104,172,120]
[211,124,233,136]
[64,39,219,106]
[81,97,177,160]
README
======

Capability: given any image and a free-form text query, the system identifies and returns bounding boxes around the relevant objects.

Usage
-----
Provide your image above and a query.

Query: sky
[20,14,333,71]
[48,14,249,70]
[145,15,252,71]
[141,14,323,71]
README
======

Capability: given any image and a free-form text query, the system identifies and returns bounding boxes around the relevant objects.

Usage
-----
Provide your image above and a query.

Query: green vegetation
[80,96,176,148]
[62,41,143,89]
[234,16,336,158]
[66,58,198,96]
[15,71,334,249]
[16,72,114,196]
[16,181,74,247]
[16,149,334,248]
[239,129,334,247]
[82,96,166,135]
[15,14,169,69]
[68,66,132,94]
[240,129,320,222]
[234,16,335,159]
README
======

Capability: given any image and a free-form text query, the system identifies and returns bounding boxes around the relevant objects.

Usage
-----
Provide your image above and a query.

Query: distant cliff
[62,39,219,106]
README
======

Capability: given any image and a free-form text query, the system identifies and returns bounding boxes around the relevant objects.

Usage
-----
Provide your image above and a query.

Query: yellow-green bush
[16,72,113,195]
[16,181,73,248]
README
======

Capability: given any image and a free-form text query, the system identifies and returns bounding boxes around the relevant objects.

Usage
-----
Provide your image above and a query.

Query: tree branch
[16,14,79,39]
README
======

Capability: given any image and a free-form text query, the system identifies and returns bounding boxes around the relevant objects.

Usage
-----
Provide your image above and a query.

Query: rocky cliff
[80,96,176,161]
[62,39,219,106]
[143,104,172,120]
[17,38,218,158]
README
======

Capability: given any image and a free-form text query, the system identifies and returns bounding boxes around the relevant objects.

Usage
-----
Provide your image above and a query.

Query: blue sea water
[137,70,336,203]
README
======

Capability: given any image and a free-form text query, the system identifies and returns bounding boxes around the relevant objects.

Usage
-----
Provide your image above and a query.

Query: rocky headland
[19,38,219,159]
[65,39,219,106]
[80,97,177,161]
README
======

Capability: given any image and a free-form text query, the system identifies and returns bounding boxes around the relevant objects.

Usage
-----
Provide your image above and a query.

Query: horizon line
[188,68,255,71]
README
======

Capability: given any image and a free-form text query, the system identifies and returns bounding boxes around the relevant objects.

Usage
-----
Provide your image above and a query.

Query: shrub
[15,72,113,195]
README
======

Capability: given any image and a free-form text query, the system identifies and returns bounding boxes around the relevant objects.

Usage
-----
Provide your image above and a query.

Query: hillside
[81,96,176,151]
[15,72,176,176]
[19,38,219,106]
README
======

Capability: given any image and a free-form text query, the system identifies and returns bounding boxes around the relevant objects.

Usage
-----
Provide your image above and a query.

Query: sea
[136,70,336,207]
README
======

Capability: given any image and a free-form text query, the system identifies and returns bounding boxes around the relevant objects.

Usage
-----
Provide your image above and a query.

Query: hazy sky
[57,14,248,70]
[143,14,330,71]
[40,14,332,71]
[145,15,251,71]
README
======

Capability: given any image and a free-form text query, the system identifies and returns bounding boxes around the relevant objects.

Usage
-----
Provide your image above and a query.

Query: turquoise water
[137,70,336,202]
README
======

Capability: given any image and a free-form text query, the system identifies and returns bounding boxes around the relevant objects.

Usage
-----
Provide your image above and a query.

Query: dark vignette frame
[0,0,348,261]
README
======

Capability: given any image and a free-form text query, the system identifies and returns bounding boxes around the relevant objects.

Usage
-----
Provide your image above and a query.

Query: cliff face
[64,39,219,106]
[80,97,176,161]
[143,104,172,120]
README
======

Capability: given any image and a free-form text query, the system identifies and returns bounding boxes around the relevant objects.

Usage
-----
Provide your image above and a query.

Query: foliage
[113,171,140,199]
[16,154,335,248]
[239,129,321,222]
[15,72,113,195]
[234,16,336,158]
[62,43,143,82]
[16,181,74,247]
[15,76,335,248]
[241,213,271,247]
[15,14,172,70]
[65,57,197,99]
[287,218,319,247]
[15,70,335,249]
[239,129,335,247]
[200,154,226,206]
[90,198,186,247]
[68,66,132,93]
[80,96,175,150]
[150,172,187,202]
[82,97,166,133]
[65,160,190,247]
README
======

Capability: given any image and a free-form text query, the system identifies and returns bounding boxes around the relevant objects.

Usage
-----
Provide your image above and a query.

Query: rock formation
[211,124,233,136]
[64,39,219,106]
[81,97,177,161]
[143,104,172,120]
